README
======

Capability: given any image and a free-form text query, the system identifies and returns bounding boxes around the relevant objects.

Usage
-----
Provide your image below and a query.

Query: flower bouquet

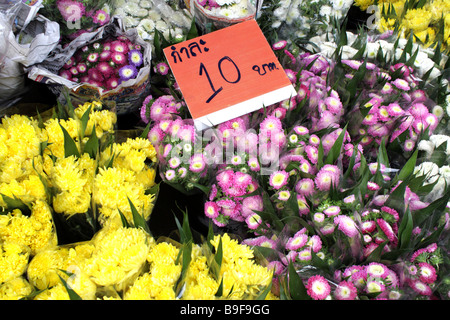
[39,0,113,44]
[189,0,259,33]
[353,0,450,52]
[257,0,354,45]
[112,0,192,46]
[28,16,152,115]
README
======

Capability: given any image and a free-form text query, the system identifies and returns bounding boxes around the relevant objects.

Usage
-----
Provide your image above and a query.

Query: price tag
[163,19,297,131]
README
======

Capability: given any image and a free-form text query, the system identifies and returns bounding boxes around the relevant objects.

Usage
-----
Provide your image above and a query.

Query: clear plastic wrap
[28,16,152,115]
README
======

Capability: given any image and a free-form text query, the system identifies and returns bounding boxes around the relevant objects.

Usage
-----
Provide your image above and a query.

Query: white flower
[216,0,240,6]
[123,16,139,27]
[341,45,359,59]
[123,3,140,15]
[364,42,380,59]
[414,161,440,184]
[417,139,435,157]
[139,0,152,8]
[429,135,450,155]
[432,105,444,120]
[139,19,155,32]
[319,5,332,17]
[135,9,149,18]
[286,8,300,23]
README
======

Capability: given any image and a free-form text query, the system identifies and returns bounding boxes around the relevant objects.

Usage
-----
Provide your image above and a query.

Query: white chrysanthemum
[139,0,152,8]
[432,105,444,120]
[429,135,450,155]
[123,16,139,27]
[414,162,440,184]
[135,9,149,17]
[440,165,450,183]
[123,3,140,14]
[417,139,435,157]
[139,18,155,32]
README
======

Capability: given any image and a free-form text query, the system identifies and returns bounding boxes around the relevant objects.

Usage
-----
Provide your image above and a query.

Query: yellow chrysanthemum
[0,277,33,300]
[84,227,153,288]
[43,118,81,159]
[0,242,30,285]
[403,8,432,33]
[94,166,155,228]
[74,101,117,139]
[33,283,70,300]
[27,247,69,290]
[0,200,57,256]
[50,154,95,217]
[210,233,254,265]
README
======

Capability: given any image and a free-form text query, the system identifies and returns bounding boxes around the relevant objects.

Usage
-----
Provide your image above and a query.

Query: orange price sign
[163,19,297,130]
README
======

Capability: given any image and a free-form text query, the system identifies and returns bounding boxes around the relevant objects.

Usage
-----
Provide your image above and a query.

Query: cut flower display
[59,36,146,91]
[2,0,450,302]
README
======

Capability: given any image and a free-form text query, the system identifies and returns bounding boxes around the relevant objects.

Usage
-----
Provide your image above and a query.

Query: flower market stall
[0,0,449,303]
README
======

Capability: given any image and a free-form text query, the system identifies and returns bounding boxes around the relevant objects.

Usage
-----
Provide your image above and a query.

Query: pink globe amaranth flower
[306,275,331,300]
[309,235,322,253]
[285,233,308,251]
[334,281,358,300]
[269,170,289,190]
[377,218,397,244]
[245,213,262,230]
[334,215,359,238]
[241,195,263,218]
[391,78,411,91]
[105,77,119,90]
[408,279,432,296]
[418,262,437,284]
[366,262,390,279]
[272,40,287,51]
[100,50,112,61]
[93,9,110,26]
[361,220,376,233]
[295,178,315,196]
[57,0,85,21]
[111,40,129,54]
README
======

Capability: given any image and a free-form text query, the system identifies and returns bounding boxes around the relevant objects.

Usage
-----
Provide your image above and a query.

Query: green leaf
[0,194,30,214]
[256,281,273,300]
[394,149,418,183]
[174,210,193,245]
[139,122,152,140]
[57,273,82,300]
[398,207,413,250]
[215,277,224,298]
[128,197,151,235]
[186,18,199,40]
[367,241,388,262]
[324,124,348,165]
[118,208,131,228]
[288,262,309,300]
[80,104,92,138]
[83,125,99,158]
[59,122,80,158]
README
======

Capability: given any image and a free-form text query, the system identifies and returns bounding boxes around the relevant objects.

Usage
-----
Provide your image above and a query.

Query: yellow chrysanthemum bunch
[49,154,96,217]
[74,101,117,140]
[354,0,450,50]
[0,200,57,256]
[28,226,153,299]
[209,233,274,299]
[84,226,154,291]
[0,277,33,300]
[0,241,30,285]
[94,137,158,228]
[124,234,276,300]
[0,115,43,183]
[124,241,181,300]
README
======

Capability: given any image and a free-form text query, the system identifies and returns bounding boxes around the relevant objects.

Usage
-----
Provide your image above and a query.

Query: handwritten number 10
[199,56,241,104]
